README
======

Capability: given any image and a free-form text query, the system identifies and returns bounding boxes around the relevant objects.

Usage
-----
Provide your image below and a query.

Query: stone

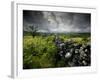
[65,52,71,58]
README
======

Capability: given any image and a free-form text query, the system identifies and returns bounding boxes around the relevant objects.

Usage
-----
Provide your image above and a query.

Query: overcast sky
[23,10,91,33]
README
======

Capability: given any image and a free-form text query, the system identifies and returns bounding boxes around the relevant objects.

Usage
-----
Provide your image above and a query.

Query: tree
[29,24,38,37]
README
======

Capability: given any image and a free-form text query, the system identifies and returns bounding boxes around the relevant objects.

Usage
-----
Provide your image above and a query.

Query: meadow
[23,32,91,69]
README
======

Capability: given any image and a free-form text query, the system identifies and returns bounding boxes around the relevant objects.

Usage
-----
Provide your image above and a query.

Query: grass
[23,32,90,69]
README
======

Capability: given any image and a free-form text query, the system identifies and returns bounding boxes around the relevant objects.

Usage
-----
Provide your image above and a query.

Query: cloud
[23,10,91,33]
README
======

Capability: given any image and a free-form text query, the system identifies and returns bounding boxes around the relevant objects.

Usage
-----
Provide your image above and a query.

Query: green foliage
[23,33,90,69]
[23,35,57,69]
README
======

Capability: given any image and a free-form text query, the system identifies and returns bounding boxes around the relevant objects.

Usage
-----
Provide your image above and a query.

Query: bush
[23,33,91,69]
[23,35,57,69]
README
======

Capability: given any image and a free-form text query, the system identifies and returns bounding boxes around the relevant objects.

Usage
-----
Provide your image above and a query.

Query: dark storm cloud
[23,10,91,33]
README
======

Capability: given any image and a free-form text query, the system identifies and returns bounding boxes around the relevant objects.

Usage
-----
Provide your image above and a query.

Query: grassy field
[23,32,91,69]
